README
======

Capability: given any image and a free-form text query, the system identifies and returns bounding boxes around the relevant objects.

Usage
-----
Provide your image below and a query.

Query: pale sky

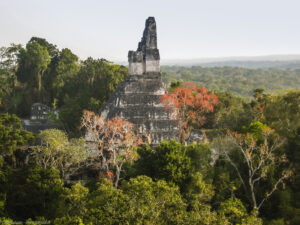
[1,0,300,62]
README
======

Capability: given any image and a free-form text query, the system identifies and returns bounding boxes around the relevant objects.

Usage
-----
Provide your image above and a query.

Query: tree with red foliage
[81,110,142,188]
[161,82,219,142]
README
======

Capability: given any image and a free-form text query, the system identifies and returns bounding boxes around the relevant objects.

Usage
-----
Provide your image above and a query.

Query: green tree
[169,80,182,92]
[0,113,34,158]
[262,91,300,223]
[5,167,64,220]
[85,176,187,224]
[0,217,13,225]
[59,57,128,136]
[28,37,58,58]
[0,114,34,214]
[32,129,91,181]
[134,140,192,188]
[44,48,79,107]
[17,41,51,104]
[205,91,253,132]
[218,197,262,225]
[0,44,22,113]
[59,183,89,218]
[25,217,49,225]
[132,140,215,210]
[212,123,291,211]
[121,176,186,224]
[263,91,300,137]
[54,216,87,225]
[85,179,128,224]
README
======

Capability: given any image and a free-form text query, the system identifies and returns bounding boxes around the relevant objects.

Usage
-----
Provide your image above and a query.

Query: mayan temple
[100,17,179,144]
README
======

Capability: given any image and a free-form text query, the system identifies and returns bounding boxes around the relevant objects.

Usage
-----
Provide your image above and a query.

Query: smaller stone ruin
[22,103,58,133]
[30,103,57,120]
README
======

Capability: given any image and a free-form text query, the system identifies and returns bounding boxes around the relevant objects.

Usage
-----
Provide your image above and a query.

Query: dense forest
[0,38,128,137]
[161,66,300,99]
[0,38,299,224]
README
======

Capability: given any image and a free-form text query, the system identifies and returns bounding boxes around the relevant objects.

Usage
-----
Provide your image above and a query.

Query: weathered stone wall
[145,60,160,72]
[128,17,160,75]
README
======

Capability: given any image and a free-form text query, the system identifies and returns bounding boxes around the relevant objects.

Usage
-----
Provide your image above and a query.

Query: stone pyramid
[100,17,179,144]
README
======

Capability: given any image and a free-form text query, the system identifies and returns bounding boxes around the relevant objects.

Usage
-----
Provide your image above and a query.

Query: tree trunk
[249,180,257,209]
[38,71,43,102]
[38,73,42,93]
[114,164,122,189]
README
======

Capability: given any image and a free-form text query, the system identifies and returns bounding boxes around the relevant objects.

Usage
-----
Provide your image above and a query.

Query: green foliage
[59,57,128,136]
[218,198,262,225]
[54,216,87,225]
[247,121,271,139]
[25,217,49,225]
[0,217,13,225]
[32,129,90,180]
[84,179,128,224]
[81,176,189,224]
[218,197,247,224]
[0,113,34,157]
[28,37,58,58]
[187,204,220,225]
[184,172,215,207]
[58,98,83,136]
[132,140,215,211]
[1,38,127,134]
[169,80,182,92]
[0,44,22,113]
[17,41,51,104]
[212,122,290,211]
[121,176,186,224]
[161,66,300,99]
[186,143,213,177]
[266,218,285,225]
[212,157,242,207]
[43,48,79,107]
[4,167,64,220]
[205,91,253,131]
[134,140,192,188]
[258,91,300,223]
[263,90,300,137]
[60,183,89,218]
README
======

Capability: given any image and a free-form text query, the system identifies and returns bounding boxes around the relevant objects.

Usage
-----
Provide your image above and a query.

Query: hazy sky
[1,0,300,62]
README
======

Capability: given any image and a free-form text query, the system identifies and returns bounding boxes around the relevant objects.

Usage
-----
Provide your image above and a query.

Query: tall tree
[0,44,22,113]
[0,113,34,158]
[59,58,128,136]
[205,91,253,132]
[32,129,91,181]
[5,167,64,220]
[17,42,51,103]
[81,110,142,188]
[161,82,219,142]
[212,122,292,211]
[44,48,79,107]
[28,37,58,59]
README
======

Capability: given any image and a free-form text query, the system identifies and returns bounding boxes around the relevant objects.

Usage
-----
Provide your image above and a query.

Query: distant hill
[161,55,300,69]
[194,60,300,69]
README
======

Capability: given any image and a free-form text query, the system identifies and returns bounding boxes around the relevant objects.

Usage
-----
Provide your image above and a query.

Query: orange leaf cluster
[98,170,114,182]
[82,111,138,151]
[161,82,219,138]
